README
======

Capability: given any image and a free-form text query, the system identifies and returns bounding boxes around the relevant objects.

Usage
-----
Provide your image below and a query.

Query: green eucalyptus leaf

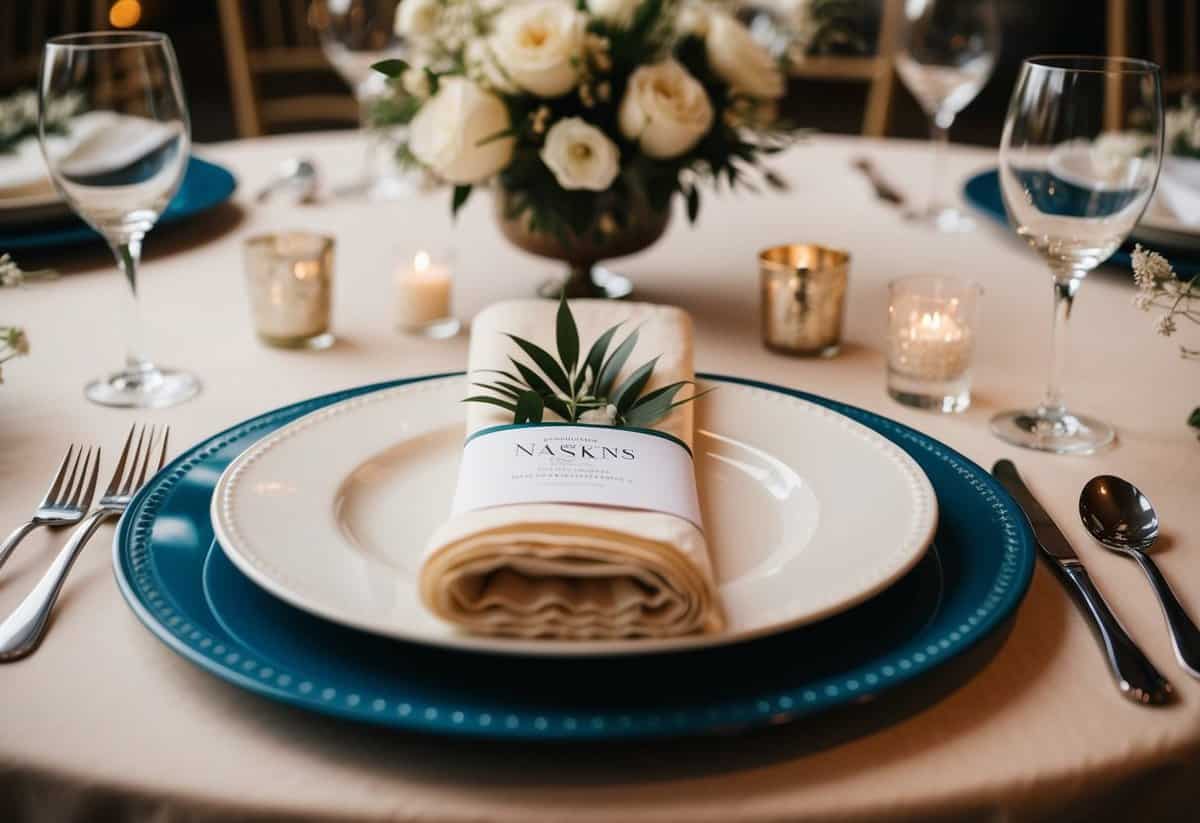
[555,294,579,376]
[452,185,472,218]
[612,357,660,415]
[509,358,572,420]
[472,381,522,400]
[506,334,572,395]
[583,322,622,385]
[463,395,517,413]
[628,379,690,411]
[514,391,545,424]
[685,186,700,223]
[595,328,639,398]
[371,59,409,77]
[475,368,522,384]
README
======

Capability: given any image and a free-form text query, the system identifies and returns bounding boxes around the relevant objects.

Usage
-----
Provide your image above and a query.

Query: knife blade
[993,459,1173,706]
[993,459,1079,562]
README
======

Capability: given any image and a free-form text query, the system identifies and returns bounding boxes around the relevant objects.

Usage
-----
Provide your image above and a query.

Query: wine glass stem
[109,235,153,376]
[1040,272,1083,419]
[926,114,952,216]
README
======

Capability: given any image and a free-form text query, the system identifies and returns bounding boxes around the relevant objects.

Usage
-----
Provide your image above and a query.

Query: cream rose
[618,60,714,159]
[410,77,515,184]
[394,0,440,39]
[587,0,641,28]
[465,38,517,94]
[540,117,620,191]
[490,0,586,98]
[705,12,785,99]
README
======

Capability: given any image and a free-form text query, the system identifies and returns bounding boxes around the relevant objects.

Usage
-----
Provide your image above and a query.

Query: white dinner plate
[211,375,938,656]
[1134,194,1200,250]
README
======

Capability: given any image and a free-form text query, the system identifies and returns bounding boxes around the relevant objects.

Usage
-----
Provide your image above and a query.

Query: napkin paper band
[450,424,704,531]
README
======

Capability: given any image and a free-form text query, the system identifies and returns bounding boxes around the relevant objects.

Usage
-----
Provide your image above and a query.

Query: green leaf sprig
[465,297,709,429]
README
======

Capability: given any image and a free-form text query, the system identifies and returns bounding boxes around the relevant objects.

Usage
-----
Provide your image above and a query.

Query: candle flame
[414,251,431,273]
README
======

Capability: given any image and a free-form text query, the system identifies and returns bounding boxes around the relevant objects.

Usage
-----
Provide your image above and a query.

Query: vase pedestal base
[539,265,633,300]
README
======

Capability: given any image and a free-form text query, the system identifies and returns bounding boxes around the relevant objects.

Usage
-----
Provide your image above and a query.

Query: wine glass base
[909,206,976,233]
[989,408,1115,455]
[85,366,201,409]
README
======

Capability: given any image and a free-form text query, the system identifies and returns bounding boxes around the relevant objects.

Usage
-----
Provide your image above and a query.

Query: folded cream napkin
[420,299,723,640]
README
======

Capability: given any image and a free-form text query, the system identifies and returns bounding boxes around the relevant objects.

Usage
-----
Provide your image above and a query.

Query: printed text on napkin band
[450,424,704,530]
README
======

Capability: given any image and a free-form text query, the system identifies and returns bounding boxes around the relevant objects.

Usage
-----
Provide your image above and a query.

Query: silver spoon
[255,157,320,204]
[1080,475,1200,678]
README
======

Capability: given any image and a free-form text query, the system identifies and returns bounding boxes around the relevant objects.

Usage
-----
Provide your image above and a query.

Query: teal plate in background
[963,168,1200,278]
[0,155,236,251]
[113,373,1035,740]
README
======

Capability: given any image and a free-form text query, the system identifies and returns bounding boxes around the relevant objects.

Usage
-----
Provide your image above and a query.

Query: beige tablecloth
[1,132,1198,822]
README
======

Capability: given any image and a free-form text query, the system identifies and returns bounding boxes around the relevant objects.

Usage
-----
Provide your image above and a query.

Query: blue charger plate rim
[113,372,1035,740]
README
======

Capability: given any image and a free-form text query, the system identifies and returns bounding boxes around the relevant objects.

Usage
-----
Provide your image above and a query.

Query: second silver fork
[0,424,169,661]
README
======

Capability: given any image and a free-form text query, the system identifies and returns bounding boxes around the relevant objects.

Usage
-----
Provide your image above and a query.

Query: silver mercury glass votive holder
[887,275,981,413]
[243,232,335,349]
[760,244,850,357]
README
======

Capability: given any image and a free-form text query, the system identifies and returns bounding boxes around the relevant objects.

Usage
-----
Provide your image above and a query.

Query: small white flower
[1131,243,1175,287]
[402,67,432,99]
[6,328,28,355]
[540,117,620,191]
[587,0,640,28]
[1133,292,1154,311]
[579,404,618,424]
[1156,315,1178,337]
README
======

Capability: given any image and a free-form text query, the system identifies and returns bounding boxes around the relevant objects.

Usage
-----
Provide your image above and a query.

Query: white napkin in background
[1157,156,1200,226]
[420,299,724,640]
[0,112,178,200]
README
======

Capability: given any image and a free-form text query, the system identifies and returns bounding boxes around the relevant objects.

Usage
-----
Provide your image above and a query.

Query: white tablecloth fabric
[1,132,1198,822]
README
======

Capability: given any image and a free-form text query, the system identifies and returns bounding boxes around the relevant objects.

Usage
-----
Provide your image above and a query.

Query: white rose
[409,78,515,184]
[618,60,714,159]
[395,0,440,39]
[704,12,785,99]
[490,0,586,98]
[587,0,640,28]
[540,117,620,191]
[676,2,710,36]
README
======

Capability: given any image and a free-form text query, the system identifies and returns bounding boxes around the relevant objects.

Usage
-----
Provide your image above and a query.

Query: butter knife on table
[993,460,1173,706]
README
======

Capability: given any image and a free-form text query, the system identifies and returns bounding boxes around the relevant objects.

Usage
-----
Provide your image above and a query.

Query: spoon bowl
[1079,475,1159,553]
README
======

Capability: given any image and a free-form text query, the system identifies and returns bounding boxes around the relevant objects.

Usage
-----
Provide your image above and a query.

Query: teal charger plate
[113,373,1035,740]
[0,155,236,251]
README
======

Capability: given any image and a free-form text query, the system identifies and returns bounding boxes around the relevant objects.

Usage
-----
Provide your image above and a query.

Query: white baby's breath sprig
[1131,244,1200,358]
[0,325,29,384]
[0,253,57,288]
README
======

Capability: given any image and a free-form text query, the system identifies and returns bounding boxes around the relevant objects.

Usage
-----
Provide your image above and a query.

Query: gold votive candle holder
[243,232,335,349]
[887,275,981,413]
[760,244,850,357]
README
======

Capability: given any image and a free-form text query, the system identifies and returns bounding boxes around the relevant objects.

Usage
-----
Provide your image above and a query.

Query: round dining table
[1,131,1197,822]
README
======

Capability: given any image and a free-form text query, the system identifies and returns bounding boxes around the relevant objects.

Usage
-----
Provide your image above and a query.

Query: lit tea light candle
[887,276,981,413]
[395,249,460,338]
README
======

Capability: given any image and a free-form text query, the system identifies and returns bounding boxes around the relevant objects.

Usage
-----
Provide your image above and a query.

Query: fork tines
[106,424,171,499]
[42,444,101,513]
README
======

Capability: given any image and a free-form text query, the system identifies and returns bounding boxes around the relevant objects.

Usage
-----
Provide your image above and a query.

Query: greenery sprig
[465,297,709,428]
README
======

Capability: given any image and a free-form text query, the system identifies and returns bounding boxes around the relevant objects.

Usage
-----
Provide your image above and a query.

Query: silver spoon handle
[0,510,113,661]
[1062,564,1173,705]
[1132,552,1200,678]
[0,520,37,572]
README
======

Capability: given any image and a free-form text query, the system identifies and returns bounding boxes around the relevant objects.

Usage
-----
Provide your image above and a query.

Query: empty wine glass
[993,56,1163,455]
[309,0,411,199]
[896,0,999,231]
[39,32,198,408]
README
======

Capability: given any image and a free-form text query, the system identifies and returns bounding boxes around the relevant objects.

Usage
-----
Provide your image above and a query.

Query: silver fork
[0,445,101,573]
[0,424,169,661]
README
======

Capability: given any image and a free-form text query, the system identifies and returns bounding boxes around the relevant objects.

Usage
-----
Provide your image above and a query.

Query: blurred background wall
[0,1,1185,146]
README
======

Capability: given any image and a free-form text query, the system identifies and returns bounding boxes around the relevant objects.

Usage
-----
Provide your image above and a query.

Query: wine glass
[993,56,1163,455]
[896,0,999,232]
[309,0,411,199]
[39,32,198,408]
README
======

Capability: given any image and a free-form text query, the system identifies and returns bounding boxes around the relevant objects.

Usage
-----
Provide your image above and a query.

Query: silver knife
[993,459,1173,706]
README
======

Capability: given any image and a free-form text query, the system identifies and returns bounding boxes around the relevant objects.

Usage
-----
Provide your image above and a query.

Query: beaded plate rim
[113,372,1035,740]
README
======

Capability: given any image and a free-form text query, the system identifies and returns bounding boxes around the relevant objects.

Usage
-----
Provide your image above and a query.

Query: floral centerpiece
[374,0,810,297]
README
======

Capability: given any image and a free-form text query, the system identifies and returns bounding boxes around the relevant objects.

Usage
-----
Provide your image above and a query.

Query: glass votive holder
[394,248,460,339]
[760,244,850,357]
[887,275,982,413]
[243,232,335,349]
